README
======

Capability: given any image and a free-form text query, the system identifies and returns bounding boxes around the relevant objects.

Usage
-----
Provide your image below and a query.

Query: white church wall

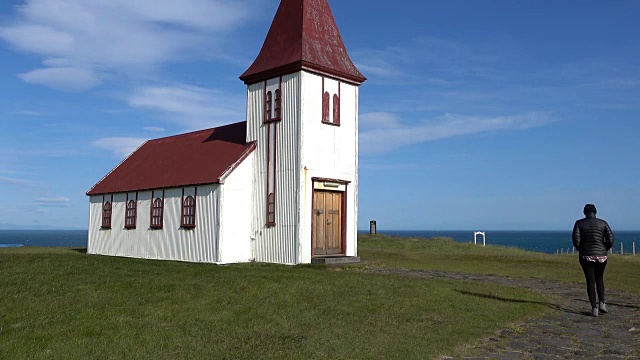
[246,73,302,264]
[298,71,359,260]
[88,184,220,263]
[218,152,254,264]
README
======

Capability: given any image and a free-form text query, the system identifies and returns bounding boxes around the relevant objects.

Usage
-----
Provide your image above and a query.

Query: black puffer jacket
[572,214,615,256]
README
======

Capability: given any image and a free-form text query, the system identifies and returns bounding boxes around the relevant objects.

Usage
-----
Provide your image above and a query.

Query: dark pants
[579,257,607,308]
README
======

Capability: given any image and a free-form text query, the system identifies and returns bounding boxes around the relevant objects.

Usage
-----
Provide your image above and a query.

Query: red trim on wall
[310,187,316,258]
[310,178,348,258]
[241,61,365,86]
[341,183,348,254]
[265,123,276,227]
[334,81,341,126]
[273,124,278,223]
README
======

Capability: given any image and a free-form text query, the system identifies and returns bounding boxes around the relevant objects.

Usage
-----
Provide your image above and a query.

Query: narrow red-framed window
[333,93,340,125]
[181,188,197,228]
[101,195,113,229]
[265,123,277,227]
[322,91,330,123]
[267,192,275,225]
[151,190,164,229]
[274,89,281,120]
[125,193,137,229]
[265,90,273,121]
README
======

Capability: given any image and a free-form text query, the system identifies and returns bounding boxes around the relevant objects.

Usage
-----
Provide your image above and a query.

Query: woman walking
[572,204,615,317]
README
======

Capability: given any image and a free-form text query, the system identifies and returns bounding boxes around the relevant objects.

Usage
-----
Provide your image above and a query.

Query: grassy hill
[1,235,637,359]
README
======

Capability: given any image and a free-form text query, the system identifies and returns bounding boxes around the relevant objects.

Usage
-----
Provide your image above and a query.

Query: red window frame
[266,192,275,226]
[181,188,197,228]
[322,91,330,123]
[321,77,341,126]
[333,93,340,125]
[265,90,273,121]
[101,195,113,229]
[264,78,282,123]
[274,89,281,119]
[151,190,164,229]
[125,201,136,229]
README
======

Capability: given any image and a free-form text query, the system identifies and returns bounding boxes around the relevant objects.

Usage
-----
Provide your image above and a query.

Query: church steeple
[239,0,366,85]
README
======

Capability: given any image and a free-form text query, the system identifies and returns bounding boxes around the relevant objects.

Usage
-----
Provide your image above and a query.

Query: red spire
[239,0,366,85]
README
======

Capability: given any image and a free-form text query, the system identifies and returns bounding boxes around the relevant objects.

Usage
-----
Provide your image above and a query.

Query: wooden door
[312,190,343,256]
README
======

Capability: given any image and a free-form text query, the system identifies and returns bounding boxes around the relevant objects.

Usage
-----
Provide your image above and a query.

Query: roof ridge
[148,121,246,142]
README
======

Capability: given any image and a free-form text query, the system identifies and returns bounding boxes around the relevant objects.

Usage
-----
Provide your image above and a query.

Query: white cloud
[19,67,101,91]
[143,126,165,132]
[92,137,148,158]
[129,85,245,130]
[0,0,257,91]
[0,24,74,55]
[34,197,72,207]
[359,112,555,154]
[0,176,44,187]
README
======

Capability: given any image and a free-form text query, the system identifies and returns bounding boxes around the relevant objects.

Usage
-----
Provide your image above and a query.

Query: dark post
[369,220,377,234]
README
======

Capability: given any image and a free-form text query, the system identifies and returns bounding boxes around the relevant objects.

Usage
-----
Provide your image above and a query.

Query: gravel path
[366,268,640,359]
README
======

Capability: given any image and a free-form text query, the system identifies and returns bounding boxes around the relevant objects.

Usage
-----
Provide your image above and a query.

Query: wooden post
[369,220,376,235]
[633,241,636,256]
[621,242,624,255]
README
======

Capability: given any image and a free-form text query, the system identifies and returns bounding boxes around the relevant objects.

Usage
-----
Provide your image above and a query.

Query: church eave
[239,60,366,85]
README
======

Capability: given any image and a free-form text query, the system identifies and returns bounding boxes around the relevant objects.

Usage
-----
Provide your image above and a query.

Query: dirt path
[366,268,640,359]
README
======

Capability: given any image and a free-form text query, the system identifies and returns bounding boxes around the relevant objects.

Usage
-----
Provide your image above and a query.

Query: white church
[86,0,366,265]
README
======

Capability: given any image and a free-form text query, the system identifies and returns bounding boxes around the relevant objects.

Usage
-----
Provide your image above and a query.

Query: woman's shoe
[599,302,608,313]
[592,308,599,317]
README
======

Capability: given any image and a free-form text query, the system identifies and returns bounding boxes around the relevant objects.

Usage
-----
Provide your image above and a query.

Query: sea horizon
[2,229,639,255]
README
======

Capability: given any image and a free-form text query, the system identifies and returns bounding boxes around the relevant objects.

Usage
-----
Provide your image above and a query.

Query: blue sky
[1,0,639,231]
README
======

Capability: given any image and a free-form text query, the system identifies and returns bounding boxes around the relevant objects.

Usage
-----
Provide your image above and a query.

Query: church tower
[240,0,366,264]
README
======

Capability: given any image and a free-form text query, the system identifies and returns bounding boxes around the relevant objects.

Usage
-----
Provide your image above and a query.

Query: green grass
[0,246,548,360]
[358,234,640,294]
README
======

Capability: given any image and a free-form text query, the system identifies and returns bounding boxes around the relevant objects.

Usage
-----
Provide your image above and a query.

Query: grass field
[357,234,640,295]
[0,242,551,360]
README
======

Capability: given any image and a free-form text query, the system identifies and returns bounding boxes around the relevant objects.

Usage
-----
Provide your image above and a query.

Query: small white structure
[86,0,366,265]
[474,231,486,246]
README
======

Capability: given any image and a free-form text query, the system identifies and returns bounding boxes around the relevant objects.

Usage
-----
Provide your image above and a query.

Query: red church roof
[87,122,256,195]
[240,0,366,85]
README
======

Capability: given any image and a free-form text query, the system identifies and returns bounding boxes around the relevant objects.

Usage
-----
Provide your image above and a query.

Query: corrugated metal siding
[87,184,220,263]
[247,73,302,264]
[246,83,263,143]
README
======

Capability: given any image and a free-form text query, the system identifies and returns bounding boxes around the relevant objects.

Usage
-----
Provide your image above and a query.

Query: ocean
[1,229,638,255]
[359,230,640,254]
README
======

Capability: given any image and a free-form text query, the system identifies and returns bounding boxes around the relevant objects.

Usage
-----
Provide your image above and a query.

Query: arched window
[333,94,340,125]
[125,200,137,229]
[322,91,330,123]
[151,197,163,229]
[267,192,276,225]
[182,195,196,228]
[265,91,273,121]
[274,89,281,119]
[102,201,112,229]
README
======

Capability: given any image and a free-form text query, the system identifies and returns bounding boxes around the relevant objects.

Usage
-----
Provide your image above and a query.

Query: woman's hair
[584,204,597,215]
